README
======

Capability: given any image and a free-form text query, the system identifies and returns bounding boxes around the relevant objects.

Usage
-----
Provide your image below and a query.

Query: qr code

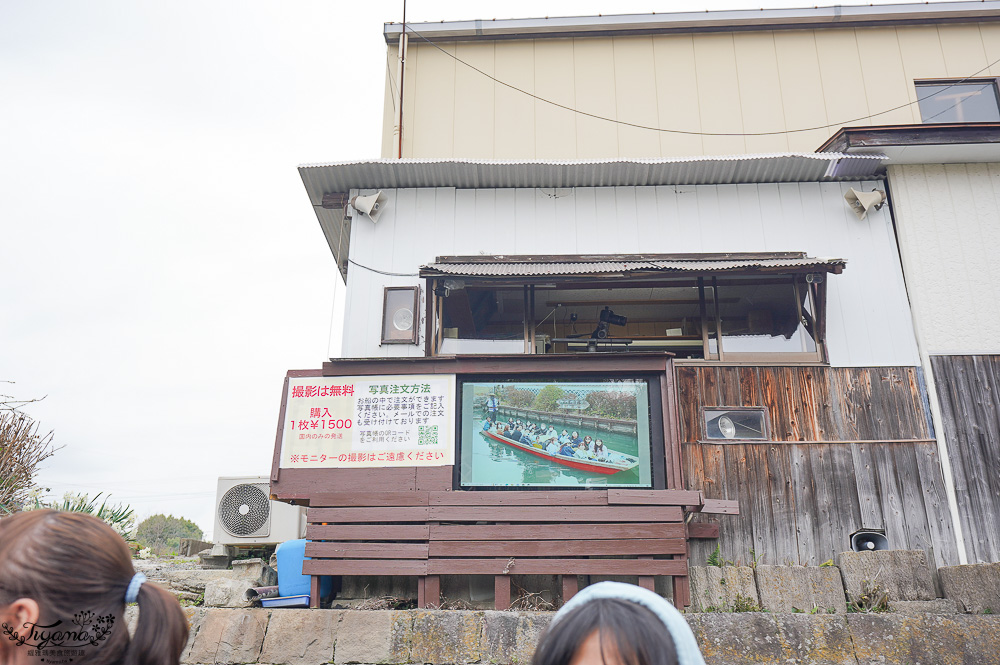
[418,425,438,446]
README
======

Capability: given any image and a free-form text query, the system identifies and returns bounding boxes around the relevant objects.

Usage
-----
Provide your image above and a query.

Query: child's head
[0,510,189,665]
[532,582,705,665]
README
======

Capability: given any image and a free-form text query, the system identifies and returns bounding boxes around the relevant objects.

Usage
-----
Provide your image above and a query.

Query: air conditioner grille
[219,484,270,536]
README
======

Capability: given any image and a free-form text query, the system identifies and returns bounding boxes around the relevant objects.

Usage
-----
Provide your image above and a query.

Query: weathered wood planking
[931,355,1000,563]
[678,366,931,443]
[684,439,959,568]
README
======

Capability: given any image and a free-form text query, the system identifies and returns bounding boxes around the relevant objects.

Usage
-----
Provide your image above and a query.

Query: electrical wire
[403,24,1000,137]
[348,258,418,277]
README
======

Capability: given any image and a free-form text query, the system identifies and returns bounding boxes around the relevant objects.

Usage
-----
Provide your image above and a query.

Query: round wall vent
[218,484,270,536]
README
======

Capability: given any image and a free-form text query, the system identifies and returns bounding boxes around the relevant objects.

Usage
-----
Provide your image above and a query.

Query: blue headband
[125,572,146,604]
[552,581,706,665]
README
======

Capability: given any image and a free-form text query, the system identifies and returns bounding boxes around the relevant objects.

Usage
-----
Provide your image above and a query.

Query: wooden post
[638,556,655,591]
[310,575,320,609]
[495,575,511,610]
[425,575,440,608]
[417,576,425,608]
[672,573,691,609]
[561,575,579,604]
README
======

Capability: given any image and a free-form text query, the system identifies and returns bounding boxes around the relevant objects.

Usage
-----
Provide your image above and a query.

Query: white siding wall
[340,182,919,368]
[889,163,1000,354]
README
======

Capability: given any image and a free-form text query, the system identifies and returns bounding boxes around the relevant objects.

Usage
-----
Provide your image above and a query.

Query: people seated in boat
[558,440,576,456]
[573,442,594,459]
[545,438,561,454]
[508,427,524,443]
[593,439,610,462]
[558,429,571,444]
[482,418,493,431]
[582,435,594,453]
[570,431,583,445]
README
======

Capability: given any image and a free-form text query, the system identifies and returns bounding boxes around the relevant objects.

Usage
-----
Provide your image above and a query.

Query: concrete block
[334,611,410,664]
[755,565,847,614]
[259,609,342,665]
[684,612,783,664]
[891,599,959,615]
[166,569,235,602]
[229,558,277,586]
[848,614,1000,665]
[409,610,484,664]
[772,614,856,665]
[838,550,935,601]
[483,611,551,664]
[204,579,254,608]
[688,566,759,612]
[184,608,269,665]
[939,562,1000,613]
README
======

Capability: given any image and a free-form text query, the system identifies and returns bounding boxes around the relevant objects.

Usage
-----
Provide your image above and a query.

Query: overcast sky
[2,0,922,538]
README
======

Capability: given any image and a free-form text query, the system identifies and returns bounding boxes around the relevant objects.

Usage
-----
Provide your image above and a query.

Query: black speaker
[851,529,889,552]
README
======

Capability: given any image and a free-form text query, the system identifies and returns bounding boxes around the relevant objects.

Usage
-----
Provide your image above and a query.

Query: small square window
[703,408,769,441]
[916,79,1000,124]
[382,286,420,344]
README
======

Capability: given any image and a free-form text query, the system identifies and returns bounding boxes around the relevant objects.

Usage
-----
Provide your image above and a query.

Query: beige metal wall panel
[613,36,661,158]
[855,27,920,126]
[494,41,537,159]
[651,35,704,156]
[733,32,789,154]
[815,30,872,137]
[533,39,578,159]
[939,24,991,77]
[572,38,620,159]
[980,23,1000,75]
[773,31,831,153]
[383,22,997,160]
[453,42,496,158]
[341,182,918,366]
[890,163,1000,354]
[693,32,747,155]
[407,43,459,158]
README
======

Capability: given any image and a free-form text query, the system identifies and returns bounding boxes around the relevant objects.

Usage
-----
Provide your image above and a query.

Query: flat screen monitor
[457,376,662,489]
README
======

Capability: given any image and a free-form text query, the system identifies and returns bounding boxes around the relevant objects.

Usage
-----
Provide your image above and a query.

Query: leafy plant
[847,580,890,613]
[731,594,762,612]
[820,559,835,567]
[30,492,134,540]
[707,544,724,567]
[0,408,59,514]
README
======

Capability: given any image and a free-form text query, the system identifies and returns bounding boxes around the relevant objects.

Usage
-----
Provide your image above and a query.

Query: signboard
[458,379,653,488]
[279,374,456,468]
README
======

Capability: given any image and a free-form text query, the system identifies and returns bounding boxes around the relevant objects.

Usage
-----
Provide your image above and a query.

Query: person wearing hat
[531,581,706,665]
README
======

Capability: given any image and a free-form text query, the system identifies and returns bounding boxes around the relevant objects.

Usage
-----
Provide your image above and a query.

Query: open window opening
[424,263,832,363]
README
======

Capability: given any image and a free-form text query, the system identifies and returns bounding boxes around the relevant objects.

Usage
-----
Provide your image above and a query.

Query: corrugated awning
[419,253,845,279]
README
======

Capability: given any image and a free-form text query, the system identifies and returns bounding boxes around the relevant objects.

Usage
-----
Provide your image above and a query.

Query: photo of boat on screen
[458,379,654,488]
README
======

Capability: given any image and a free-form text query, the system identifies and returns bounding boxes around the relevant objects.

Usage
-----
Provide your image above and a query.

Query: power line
[348,258,418,277]
[403,24,1000,137]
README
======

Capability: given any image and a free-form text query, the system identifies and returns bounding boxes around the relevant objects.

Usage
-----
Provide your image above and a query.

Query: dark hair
[532,598,678,665]
[0,510,189,665]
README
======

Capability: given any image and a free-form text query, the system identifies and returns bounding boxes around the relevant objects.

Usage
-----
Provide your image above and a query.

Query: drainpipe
[395,1,407,159]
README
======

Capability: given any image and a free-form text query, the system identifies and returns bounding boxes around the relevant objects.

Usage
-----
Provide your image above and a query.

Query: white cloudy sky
[2,0,920,537]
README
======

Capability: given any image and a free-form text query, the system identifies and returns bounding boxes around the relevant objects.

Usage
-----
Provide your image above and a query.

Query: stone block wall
[166,608,1000,665]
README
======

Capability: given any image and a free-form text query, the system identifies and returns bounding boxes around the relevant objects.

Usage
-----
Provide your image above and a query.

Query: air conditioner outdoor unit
[213,476,306,546]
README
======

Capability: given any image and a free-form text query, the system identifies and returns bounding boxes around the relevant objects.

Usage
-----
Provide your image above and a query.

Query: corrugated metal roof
[384,2,1000,43]
[297,155,885,195]
[420,256,846,278]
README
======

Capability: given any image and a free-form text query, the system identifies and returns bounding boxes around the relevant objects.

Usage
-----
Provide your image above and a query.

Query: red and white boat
[480,429,639,475]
